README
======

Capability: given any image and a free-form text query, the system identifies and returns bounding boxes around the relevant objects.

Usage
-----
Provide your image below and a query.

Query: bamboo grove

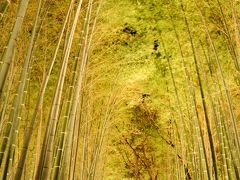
[0,0,240,179]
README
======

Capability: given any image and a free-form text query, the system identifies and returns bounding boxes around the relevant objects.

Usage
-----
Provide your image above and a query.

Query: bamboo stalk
[0,0,10,21]
[51,5,89,179]
[199,41,230,179]
[60,1,93,178]
[36,0,84,179]
[159,32,189,180]
[171,3,210,178]
[0,0,30,97]
[0,1,43,178]
[14,0,76,178]
[195,0,240,167]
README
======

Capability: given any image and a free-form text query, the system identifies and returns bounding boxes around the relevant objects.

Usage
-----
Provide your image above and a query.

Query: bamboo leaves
[0,0,240,179]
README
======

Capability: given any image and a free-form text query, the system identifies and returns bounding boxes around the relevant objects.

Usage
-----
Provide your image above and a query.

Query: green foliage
[0,0,240,179]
